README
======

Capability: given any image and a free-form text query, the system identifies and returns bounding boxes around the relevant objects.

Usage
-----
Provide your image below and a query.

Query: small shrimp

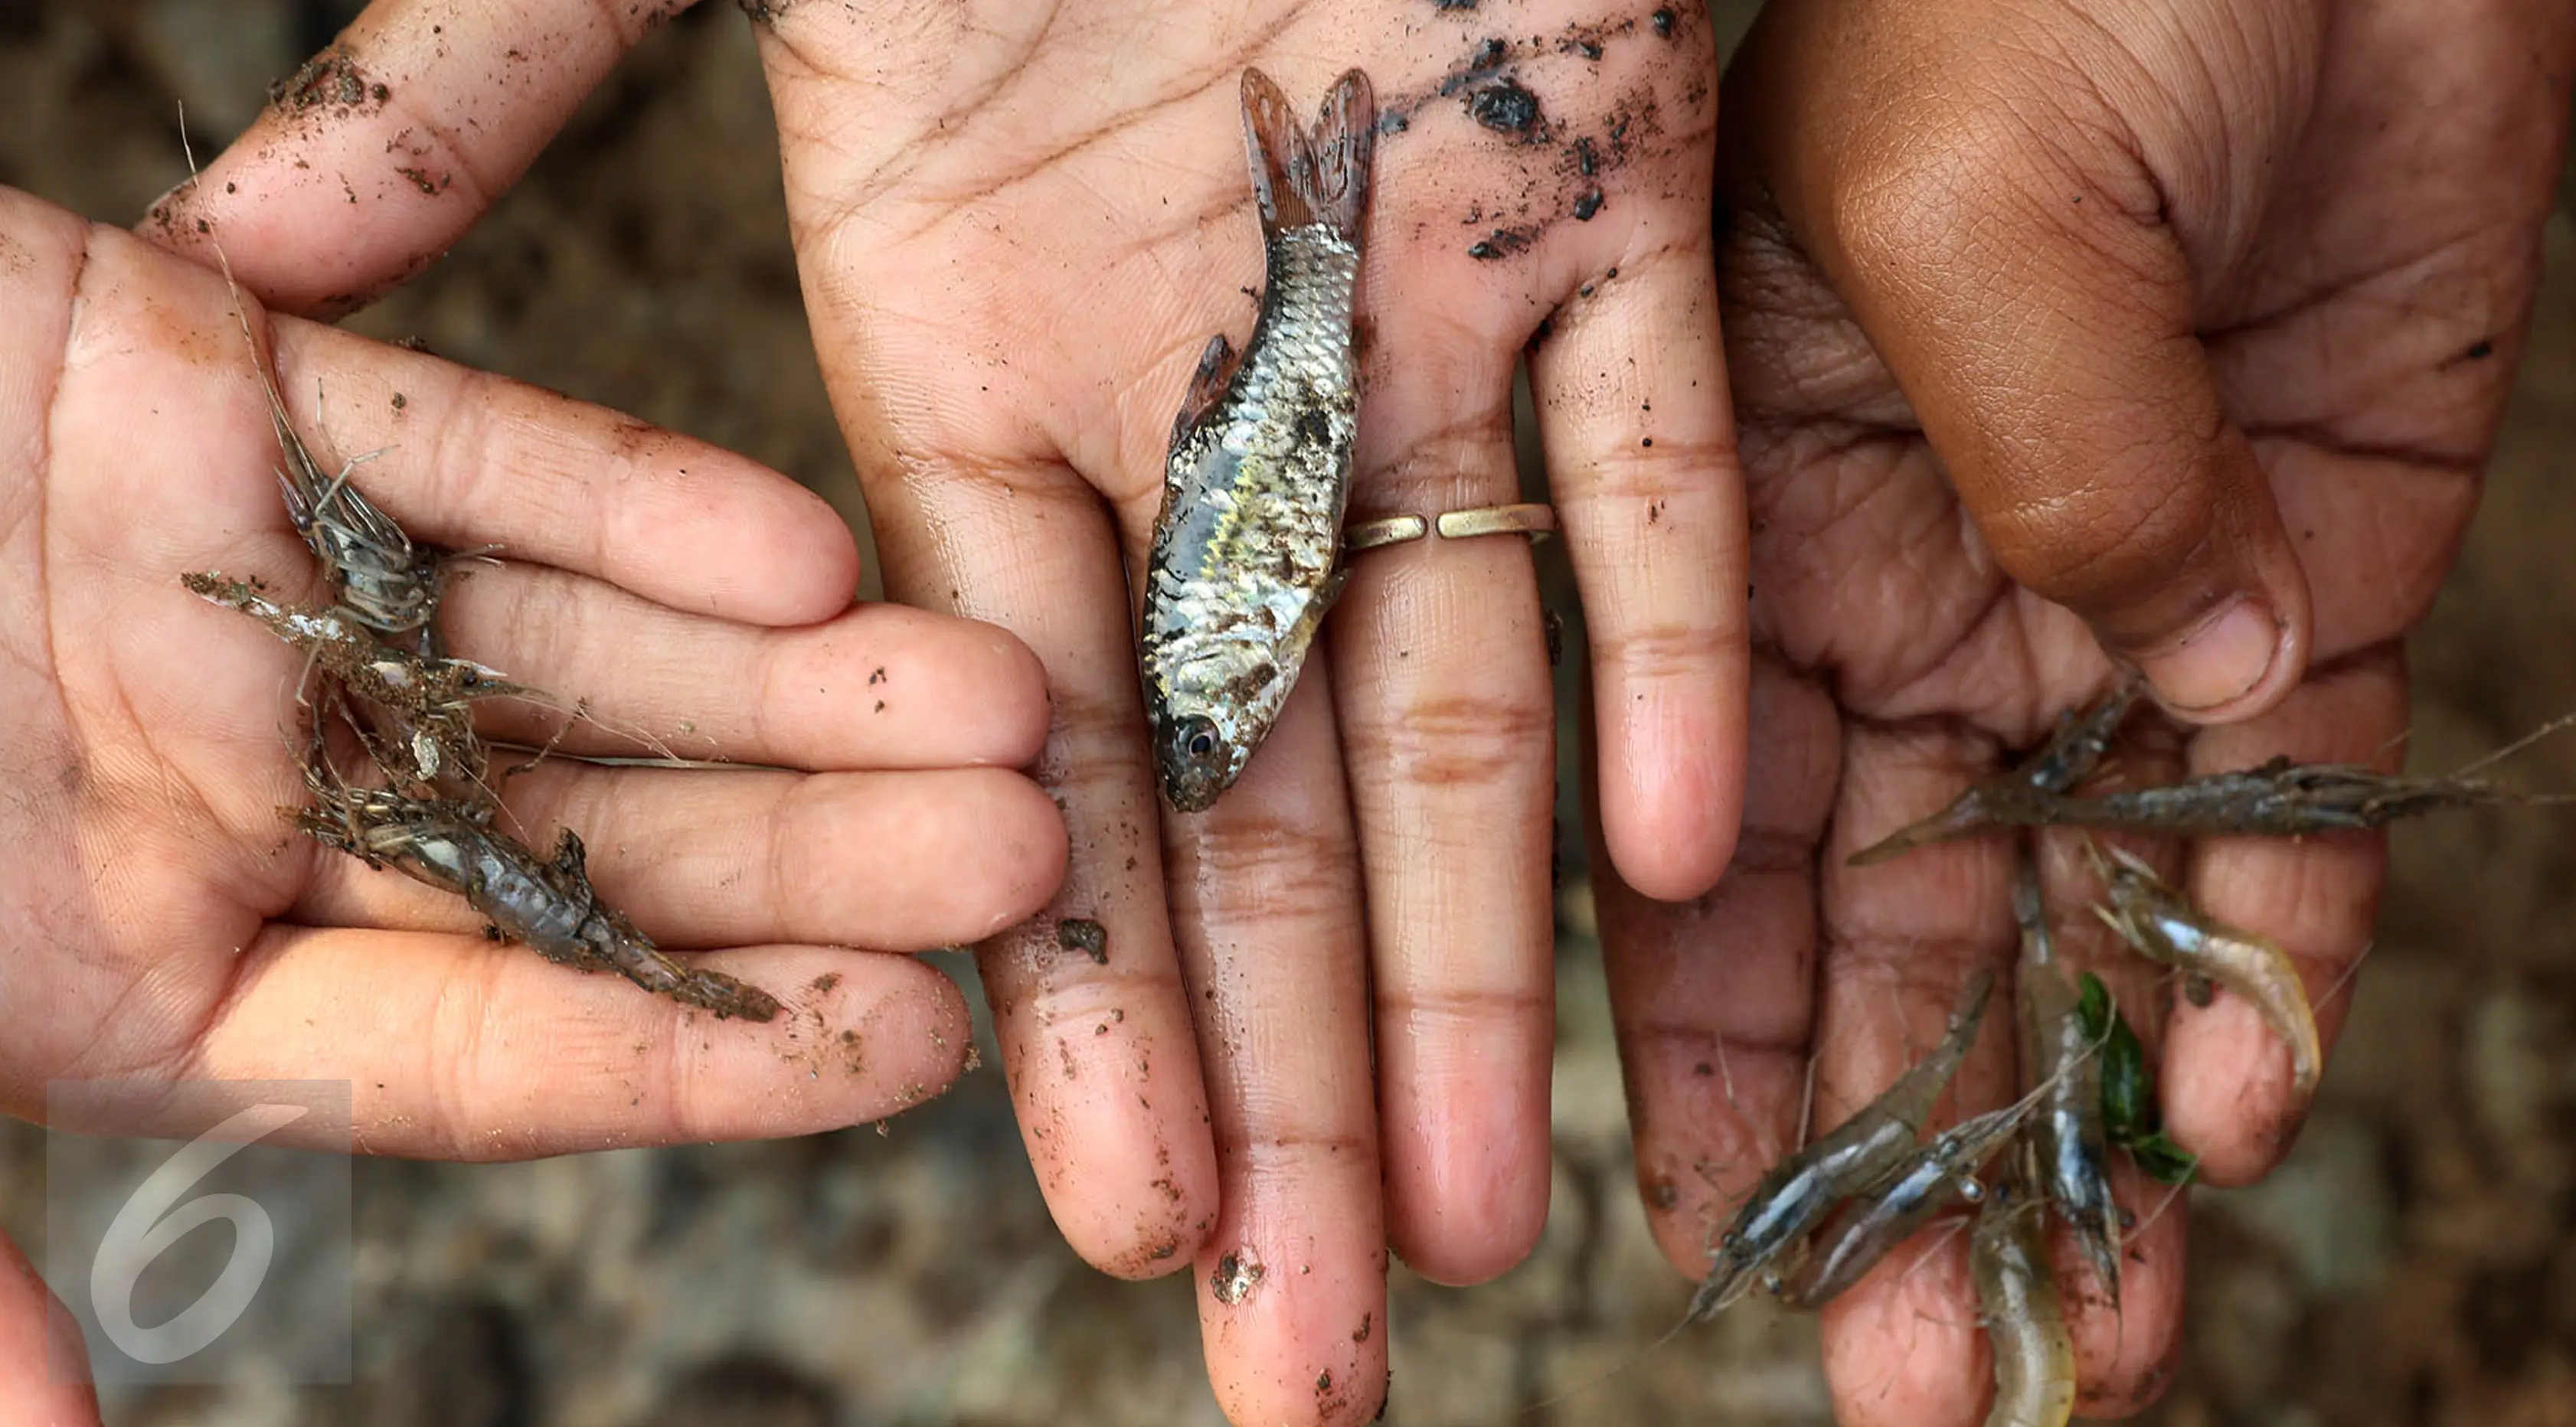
[2012,848,2121,1306]
[1770,1094,2045,1311]
[1983,756,2563,838]
[184,572,521,706]
[2087,844,2321,1100]
[1973,1185,2077,1427]
[273,413,446,651]
[1858,710,2576,863]
[201,214,448,650]
[1849,679,2143,867]
[298,741,781,1021]
[187,571,523,789]
[1689,968,1997,1320]
[2015,678,2146,793]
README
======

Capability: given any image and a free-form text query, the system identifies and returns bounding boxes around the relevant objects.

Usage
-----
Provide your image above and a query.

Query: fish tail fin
[1241,67,1374,243]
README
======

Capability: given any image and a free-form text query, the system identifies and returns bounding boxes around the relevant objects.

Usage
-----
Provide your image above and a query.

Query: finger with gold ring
[1342,502,1558,553]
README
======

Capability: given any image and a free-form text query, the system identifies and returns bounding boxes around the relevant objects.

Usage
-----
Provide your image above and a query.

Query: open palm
[152,4,1747,1417]
[757,6,1747,1416]
[2,191,1067,1159]
[1599,1,2572,1422]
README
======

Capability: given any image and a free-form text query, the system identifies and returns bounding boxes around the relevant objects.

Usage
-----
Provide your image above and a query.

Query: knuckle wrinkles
[1373,985,1549,1023]
[1589,619,1721,674]
[1620,1016,1806,1061]
[1820,929,1997,995]
[1725,826,1814,879]
[1356,414,1515,513]
[763,789,812,932]
[1568,436,1741,488]
[990,959,1188,1012]
[1186,823,1351,912]
[1228,1128,1378,1164]
[1036,688,1146,773]
[1358,691,1548,789]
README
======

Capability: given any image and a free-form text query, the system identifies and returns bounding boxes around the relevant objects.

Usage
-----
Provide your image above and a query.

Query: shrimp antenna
[487,687,692,766]
[1882,1213,1976,1301]
[1514,1298,1706,1417]
[1795,1046,1821,1150]
[2447,707,2576,780]
[2123,1164,2196,1245]
[2313,936,2379,1017]
[175,104,257,374]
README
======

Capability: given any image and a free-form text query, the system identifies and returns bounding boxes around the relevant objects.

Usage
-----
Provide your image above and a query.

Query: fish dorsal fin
[1168,332,1237,457]
[1239,67,1375,243]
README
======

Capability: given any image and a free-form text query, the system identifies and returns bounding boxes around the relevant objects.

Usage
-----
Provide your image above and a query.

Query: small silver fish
[1139,66,1375,813]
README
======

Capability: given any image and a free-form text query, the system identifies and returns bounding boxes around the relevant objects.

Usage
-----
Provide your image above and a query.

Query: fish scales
[1147,232,1356,691]
[1141,66,1375,813]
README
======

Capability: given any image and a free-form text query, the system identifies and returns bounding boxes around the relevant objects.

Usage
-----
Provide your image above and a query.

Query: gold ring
[1344,502,1557,553]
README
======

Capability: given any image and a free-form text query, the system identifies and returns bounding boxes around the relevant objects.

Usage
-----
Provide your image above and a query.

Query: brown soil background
[6,2,2576,1423]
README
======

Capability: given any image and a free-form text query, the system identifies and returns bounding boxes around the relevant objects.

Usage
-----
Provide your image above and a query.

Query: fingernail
[2137,597,2281,713]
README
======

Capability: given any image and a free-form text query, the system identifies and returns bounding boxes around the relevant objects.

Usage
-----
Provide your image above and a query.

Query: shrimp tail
[1241,67,1375,243]
[2254,959,2325,1101]
[1849,792,1995,866]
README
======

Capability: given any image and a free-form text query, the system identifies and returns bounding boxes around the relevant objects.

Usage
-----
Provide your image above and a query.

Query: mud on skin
[1055,917,1109,963]
[1374,22,1685,262]
[268,46,391,113]
[1466,79,1546,137]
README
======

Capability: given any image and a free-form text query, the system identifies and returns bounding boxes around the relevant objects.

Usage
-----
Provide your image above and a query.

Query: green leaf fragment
[2077,971,2195,1183]
[2127,1132,2199,1187]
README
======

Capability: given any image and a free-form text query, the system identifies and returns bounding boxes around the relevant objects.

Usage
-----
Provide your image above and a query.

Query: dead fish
[1139,66,1375,813]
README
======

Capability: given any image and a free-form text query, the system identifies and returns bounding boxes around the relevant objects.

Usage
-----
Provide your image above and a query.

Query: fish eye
[1959,1177,1986,1204]
[1176,714,1223,762]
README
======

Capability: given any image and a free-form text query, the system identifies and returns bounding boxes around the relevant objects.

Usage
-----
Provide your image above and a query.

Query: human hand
[0,1229,99,1426]
[148,3,1748,1418]
[1600,0,2574,1420]
[0,187,1064,1174]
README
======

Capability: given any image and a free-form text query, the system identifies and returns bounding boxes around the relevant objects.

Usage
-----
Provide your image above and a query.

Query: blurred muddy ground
[5,2,2576,1423]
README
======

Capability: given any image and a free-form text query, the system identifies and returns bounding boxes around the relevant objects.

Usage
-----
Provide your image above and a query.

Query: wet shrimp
[1689,968,1998,1320]
[1770,1093,2045,1310]
[298,740,781,1021]
[2012,847,2122,1305]
[2087,843,2321,1100]
[1972,1185,2077,1427]
[1931,757,2558,841]
[1857,708,2576,864]
[1849,679,2144,867]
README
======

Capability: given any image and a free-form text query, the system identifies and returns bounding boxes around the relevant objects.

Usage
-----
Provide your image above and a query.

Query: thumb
[139,0,698,320]
[1734,6,2314,722]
